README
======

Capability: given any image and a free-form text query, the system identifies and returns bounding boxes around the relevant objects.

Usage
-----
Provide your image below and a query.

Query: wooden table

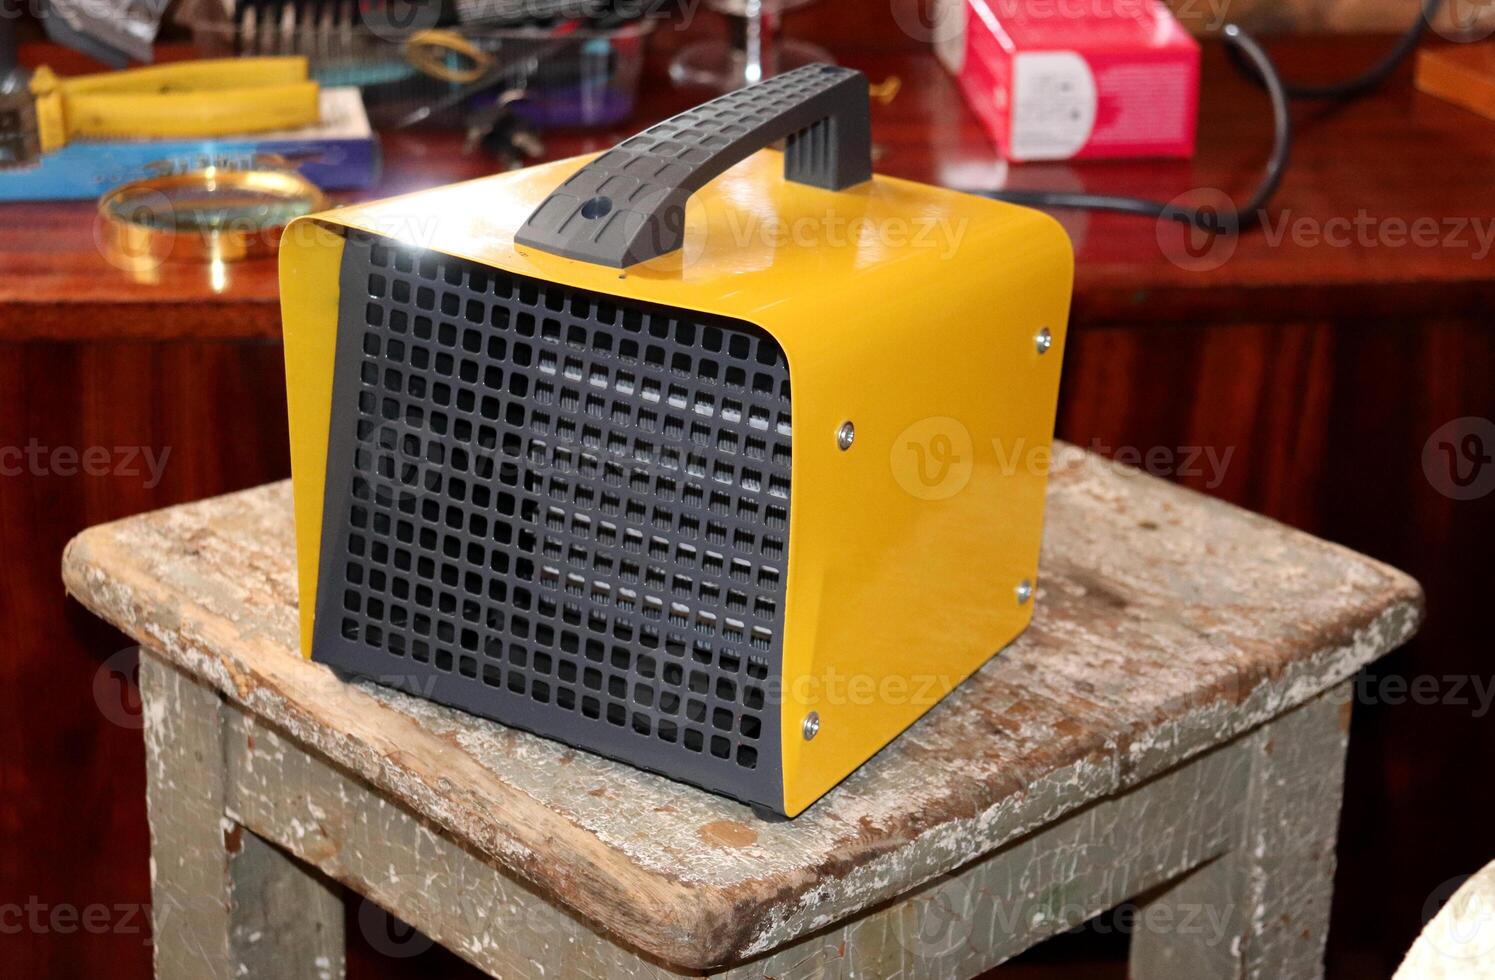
[63,447,1421,979]
[5,36,1494,337]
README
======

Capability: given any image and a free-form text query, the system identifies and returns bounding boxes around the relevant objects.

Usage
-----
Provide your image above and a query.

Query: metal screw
[1035,327,1053,355]
[1015,579,1034,605]
[802,711,821,741]
[836,421,855,451]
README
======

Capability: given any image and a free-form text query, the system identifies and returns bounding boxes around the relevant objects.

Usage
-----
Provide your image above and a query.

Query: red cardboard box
[935,0,1200,161]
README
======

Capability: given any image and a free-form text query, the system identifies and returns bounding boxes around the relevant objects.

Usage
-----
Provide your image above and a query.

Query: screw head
[1015,579,1034,605]
[836,421,855,451]
[1035,327,1053,355]
[802,711,821,740]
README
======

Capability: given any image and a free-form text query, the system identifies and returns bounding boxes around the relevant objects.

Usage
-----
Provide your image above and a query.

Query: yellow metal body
[281,150,1072,815]
[29,58,319,154]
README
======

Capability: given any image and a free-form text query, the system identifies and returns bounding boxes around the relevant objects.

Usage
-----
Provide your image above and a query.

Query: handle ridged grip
[514,64,873,268]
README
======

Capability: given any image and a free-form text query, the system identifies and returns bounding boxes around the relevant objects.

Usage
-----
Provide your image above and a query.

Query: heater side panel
[281,218,349,657]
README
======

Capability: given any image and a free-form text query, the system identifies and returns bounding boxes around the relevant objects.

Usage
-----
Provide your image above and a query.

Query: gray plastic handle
[514,64,873,268]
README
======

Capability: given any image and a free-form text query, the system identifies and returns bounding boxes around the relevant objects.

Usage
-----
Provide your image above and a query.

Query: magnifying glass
[98,163,326,267]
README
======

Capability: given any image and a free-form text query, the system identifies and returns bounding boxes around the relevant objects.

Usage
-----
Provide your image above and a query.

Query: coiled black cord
[974,1,1445,233]
[1227,0,1445,100]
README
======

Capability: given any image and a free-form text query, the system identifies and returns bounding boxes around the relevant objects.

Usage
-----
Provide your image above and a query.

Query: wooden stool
[63,445,1421,979]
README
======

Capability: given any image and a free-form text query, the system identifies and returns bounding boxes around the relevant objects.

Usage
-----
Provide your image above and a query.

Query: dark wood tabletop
[4,32,1493,340]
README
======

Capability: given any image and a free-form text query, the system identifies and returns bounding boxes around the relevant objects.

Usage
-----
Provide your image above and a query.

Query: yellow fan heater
[280,65,1072,816]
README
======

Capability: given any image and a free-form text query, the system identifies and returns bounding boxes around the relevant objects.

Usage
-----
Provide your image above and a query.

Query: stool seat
[63,443,1421,978]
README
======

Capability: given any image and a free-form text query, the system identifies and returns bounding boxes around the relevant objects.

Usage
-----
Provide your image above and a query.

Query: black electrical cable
[1227,0,1445,100]
[974,1,1443,233]
[982,25,1287,233]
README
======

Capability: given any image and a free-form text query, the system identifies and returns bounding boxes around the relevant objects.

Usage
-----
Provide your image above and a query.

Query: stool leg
[1129,682,1351,980]
[140,651,345,980]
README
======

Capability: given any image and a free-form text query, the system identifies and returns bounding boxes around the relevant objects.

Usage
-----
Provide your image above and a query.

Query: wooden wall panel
[0,341,291,980]
[1057,315,1495,978]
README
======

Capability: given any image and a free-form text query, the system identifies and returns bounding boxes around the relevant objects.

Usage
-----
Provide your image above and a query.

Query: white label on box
[1010,52,1097,161]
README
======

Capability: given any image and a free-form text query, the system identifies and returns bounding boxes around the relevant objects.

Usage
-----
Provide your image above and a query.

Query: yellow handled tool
[18,57,320,160]
[403,30,494,85]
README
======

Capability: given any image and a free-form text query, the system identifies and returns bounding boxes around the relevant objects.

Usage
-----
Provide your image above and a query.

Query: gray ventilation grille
[312,230,790,809]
